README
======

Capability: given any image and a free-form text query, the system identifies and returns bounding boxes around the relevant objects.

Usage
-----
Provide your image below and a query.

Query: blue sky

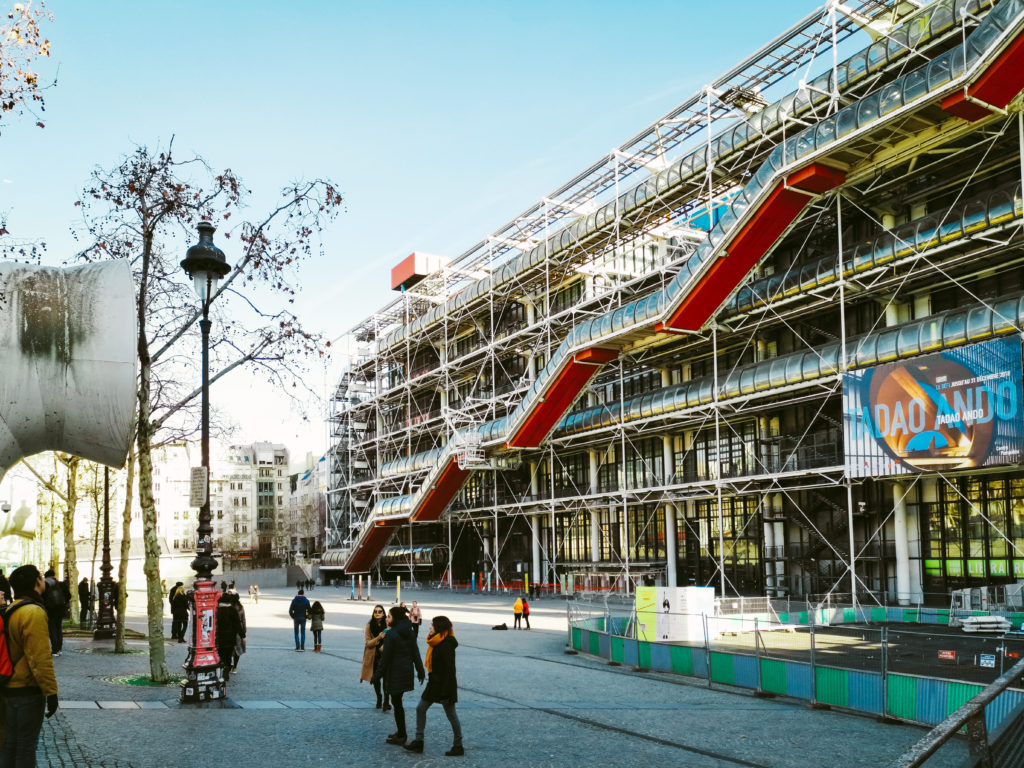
[0,0,813,457]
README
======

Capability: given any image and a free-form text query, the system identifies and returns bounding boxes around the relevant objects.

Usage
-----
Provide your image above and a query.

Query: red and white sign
[938,650,957,661]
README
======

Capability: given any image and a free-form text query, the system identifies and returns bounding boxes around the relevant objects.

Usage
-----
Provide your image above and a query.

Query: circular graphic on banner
[868,356,995,472]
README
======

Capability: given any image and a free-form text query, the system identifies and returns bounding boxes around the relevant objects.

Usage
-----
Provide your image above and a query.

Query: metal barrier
[891,657,1024,768]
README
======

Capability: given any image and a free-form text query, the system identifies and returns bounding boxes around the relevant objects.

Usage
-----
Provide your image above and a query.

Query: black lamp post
[92,468,117,639]
[179,221,231,702]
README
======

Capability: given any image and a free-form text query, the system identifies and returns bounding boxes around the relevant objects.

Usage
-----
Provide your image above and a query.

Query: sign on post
[979,653,996,668]
[190,467,208,507]
[937,649,957,662]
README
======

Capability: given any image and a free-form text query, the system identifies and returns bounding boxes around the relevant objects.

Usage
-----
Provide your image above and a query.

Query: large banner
[843,338,1024,478]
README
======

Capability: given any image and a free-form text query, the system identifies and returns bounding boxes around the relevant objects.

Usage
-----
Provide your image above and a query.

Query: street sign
[937,650,957,661]
[190,467,208,507]
[979,653,996,668]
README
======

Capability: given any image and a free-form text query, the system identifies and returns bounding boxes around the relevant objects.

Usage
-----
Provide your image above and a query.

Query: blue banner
[843,338,1023,478]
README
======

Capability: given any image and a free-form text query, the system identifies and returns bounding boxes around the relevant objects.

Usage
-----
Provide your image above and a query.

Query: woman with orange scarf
[403,615,463,756]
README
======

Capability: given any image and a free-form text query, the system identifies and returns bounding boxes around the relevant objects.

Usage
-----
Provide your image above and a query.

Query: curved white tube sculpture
[0,259,137,480]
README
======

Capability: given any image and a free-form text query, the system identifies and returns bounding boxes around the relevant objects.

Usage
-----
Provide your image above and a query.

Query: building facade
[326,0,1024,604]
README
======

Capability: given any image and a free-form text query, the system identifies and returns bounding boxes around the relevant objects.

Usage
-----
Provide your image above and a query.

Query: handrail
[890,656,1024,768]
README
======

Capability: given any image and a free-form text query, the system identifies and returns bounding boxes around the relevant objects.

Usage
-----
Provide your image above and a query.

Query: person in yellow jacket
[2,564,59,764]
[513,597,523,630]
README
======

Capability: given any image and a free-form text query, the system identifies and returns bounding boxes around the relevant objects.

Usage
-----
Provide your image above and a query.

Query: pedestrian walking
[0,568,11,606]
[2,564,60,765]
[42,568,66,655]
[78,576,91,625]
[289,588,311,651]
[512,596,523,629]
[160,578,167,597]
[522,597,531,630]
[409,600,422,638]
[361,604,389,710]
[171,584,189,642]
[253,584,260,604]
[309,600,325,652]
[232,591,247,672]
[248,584,254,603]
[403,615,464,756]
[371,605,424,746]
[215,591,244,682]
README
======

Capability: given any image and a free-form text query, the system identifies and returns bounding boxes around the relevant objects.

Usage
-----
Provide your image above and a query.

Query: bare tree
[114,448,136,654]
[75,143,341,681]
[0,0,52,136]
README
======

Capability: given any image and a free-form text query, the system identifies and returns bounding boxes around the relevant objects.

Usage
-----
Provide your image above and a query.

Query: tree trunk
[138,396,168,680]
[63,456,81,629]
[115,450,136,654]
[48,470,59,575]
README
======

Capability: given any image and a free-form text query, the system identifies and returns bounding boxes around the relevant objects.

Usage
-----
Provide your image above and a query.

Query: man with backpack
[289,588,310,651]
[2,564,59,764]
[42,569,66,656]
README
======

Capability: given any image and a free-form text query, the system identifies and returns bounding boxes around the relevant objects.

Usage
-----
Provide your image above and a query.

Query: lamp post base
[180,579,224,703]
[92,578,118,640]
[180,665,225,702]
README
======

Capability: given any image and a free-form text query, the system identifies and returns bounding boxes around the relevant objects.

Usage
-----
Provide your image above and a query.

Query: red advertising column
[181,580,224,701]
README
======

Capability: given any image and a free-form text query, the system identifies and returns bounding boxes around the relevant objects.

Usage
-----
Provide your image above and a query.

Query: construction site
[323,0,1024,609]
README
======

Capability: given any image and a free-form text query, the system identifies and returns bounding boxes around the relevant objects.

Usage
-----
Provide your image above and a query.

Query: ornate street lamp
[179,221,231,702]
[92,468,117,639]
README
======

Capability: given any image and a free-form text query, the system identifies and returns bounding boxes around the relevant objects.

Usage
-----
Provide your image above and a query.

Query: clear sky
[0,0,813,460]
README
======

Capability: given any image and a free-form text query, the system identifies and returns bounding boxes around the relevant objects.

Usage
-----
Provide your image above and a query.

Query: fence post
[965,711,993,768]
[754,617,763,695]
[703,612,712,688]
[809,614,819,707]
[882,626,889,719]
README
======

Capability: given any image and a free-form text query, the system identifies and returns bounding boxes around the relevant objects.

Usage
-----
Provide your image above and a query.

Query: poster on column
[842,338,1024,478]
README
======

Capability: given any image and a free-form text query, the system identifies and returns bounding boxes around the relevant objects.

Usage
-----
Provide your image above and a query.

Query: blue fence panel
[886,607,904,622]
[623,638,639,668]
[986,688,1024,733]
[598,633,611,660]
[650,643,672,673]
[916,678,948,725]
[848,670,883,714]
[786,661,813,700]
[732,654,759,689]
[692,648,709,679]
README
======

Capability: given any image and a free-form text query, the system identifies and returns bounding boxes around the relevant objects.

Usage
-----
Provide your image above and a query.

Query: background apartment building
[325,0,1024,604]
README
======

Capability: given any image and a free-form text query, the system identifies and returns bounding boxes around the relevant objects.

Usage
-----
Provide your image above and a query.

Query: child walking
[310,600,326,652]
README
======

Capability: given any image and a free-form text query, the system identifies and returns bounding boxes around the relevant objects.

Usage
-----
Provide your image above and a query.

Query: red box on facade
[391,252,446,292]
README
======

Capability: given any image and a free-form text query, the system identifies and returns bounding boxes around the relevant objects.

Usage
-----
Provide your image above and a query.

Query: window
[234,522,239,533]
[278,496,283,506]
[183,510,189,520]
[217,510,223,519]
[173,511,179,520]
[241,498,247,507]
[173,539,179,549]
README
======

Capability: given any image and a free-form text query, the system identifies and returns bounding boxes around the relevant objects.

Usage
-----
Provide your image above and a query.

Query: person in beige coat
[360,604,389,709]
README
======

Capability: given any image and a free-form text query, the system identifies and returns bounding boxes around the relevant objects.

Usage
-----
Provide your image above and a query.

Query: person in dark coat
[171,585,189,643]
[78,577,91,625]
[0,568,11,606]
[404,615,463,756]
[231,592,247,672]
[215,592,243,681]
[42,568,66,655]
[371,605,424,746]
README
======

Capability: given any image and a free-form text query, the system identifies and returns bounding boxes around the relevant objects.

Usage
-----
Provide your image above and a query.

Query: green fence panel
[611,636,624,664]
[887,675,918,720]
[815,667,849,708]
[670,645,693,675]
[798,611,808,624]
[638,642,652,669]
[588,631,600,656]
[903,609,919,623]
[870,607,886,623]
[572,628,582,651]
[946,681,983,717]
[936,610,950,625]
[760,658,788,695]
[778,612,789,623]
[710,652,735,685]
[843,608,856,623]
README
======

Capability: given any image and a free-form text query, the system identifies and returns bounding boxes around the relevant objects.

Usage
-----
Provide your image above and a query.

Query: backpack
[0,601,29,686]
